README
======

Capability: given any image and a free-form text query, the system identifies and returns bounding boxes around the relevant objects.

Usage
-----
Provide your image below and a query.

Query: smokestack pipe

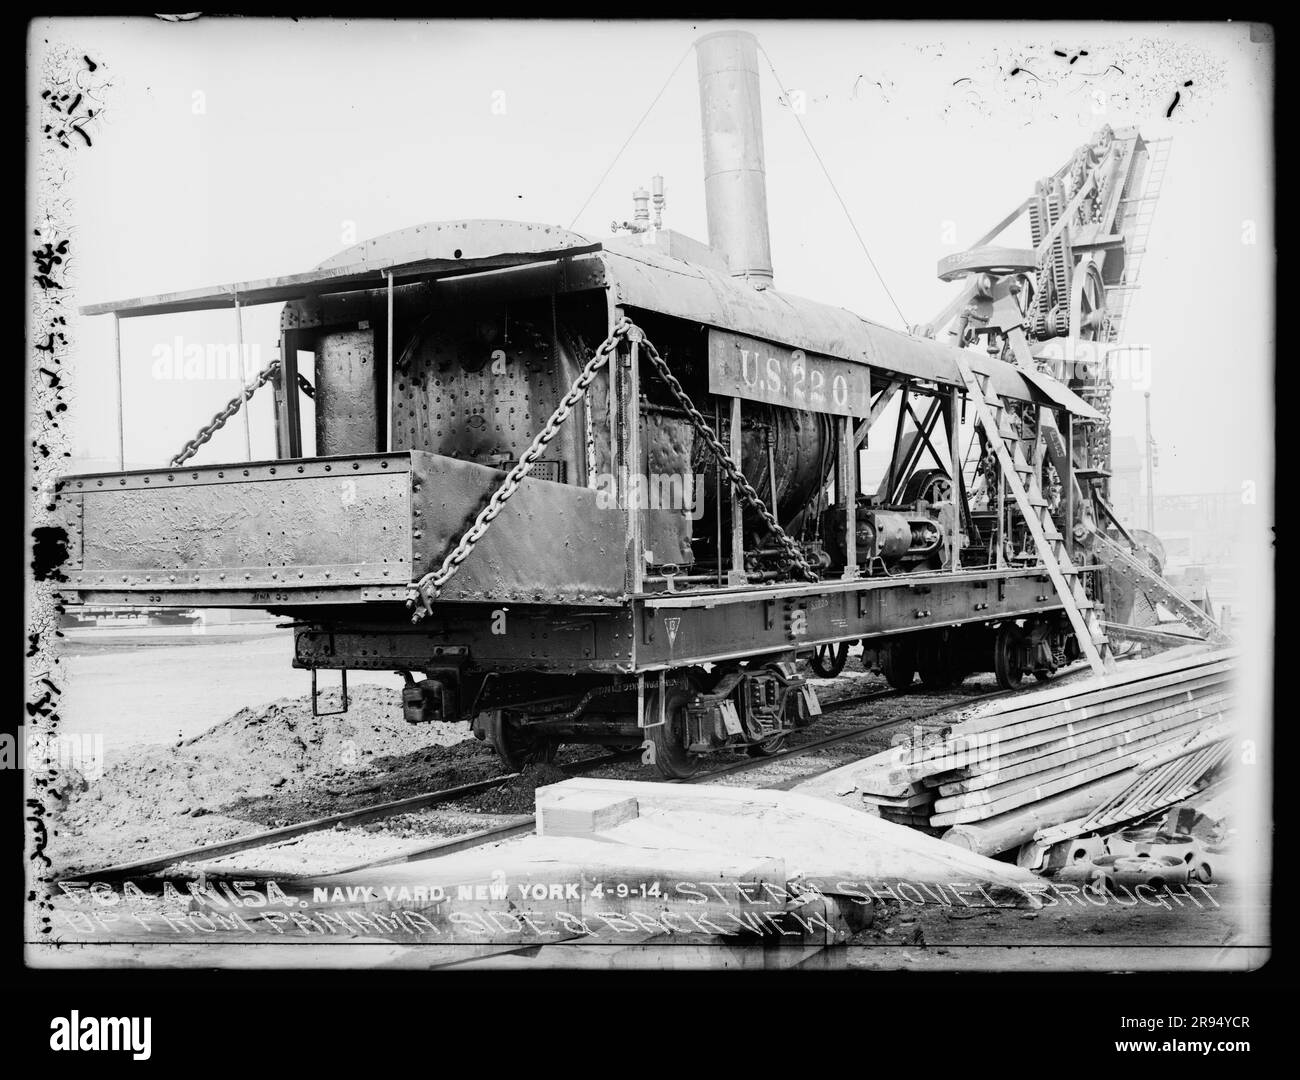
[695,30,774,286]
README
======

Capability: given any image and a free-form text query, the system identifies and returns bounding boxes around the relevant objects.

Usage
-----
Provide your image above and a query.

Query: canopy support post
[113,313,124,470]
[235,298,251,461]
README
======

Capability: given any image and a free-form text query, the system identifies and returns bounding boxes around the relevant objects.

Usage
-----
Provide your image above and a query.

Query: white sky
[33,17,1273,500]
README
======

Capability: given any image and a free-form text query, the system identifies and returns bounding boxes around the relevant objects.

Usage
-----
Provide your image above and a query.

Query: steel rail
[69,656,1120,881]
[67,749,630,883]
[220,683,1025,878]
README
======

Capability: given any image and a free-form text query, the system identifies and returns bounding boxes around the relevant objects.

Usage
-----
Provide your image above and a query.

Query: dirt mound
[47,684,499,874]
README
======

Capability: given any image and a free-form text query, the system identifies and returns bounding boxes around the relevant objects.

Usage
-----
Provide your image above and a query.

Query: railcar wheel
[993,626,1024,689]
[480,710,558,772]
[645,682,701,780]
[916,637,961,690]
[880,641,916,690]
[809,641,849,678]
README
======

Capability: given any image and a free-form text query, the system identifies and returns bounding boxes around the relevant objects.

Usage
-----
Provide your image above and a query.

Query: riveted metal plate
[64,455,412,592]
[414,453,625,605]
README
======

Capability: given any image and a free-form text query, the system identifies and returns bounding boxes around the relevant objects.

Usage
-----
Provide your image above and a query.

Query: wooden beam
[544,777,1040,901]
[855,378,902,449]
[728,397,745,585]
[840,415,857,578]
[941,772,1136,856]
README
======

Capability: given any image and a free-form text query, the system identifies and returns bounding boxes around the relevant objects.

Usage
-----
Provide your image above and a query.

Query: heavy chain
[406,317,820,620]
[169,358,283,467]
[406,317,636,620]
[638,337,819,583]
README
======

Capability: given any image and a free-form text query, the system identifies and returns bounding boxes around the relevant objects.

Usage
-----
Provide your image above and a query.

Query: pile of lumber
[855,648,1235,856]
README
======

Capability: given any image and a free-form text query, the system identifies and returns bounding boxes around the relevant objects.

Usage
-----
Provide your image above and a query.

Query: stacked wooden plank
[855,648,1235,856]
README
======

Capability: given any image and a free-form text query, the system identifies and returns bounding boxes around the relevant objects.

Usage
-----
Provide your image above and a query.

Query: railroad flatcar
[60,31,1131,777]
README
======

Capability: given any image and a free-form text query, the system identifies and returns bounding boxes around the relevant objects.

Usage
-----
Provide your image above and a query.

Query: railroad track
[70,747,633,883]
[70,659,1111,883]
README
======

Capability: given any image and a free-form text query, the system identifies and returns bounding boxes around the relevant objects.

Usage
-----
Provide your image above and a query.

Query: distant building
[1110,434,1143,528]
[1152,493,1243,567]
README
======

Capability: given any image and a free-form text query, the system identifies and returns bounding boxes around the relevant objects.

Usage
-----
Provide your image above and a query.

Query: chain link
[638,336,819,583]
[406,317,636,620]
[168,358,284,467]
[406,317,819,621]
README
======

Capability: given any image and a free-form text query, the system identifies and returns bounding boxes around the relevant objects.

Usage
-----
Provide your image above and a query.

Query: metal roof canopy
[80,220,603,318]
[79,217,1099,418]
[597,246,1101,418]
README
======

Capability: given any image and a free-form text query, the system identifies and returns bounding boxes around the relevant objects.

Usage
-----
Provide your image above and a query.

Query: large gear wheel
[1065,259,1108,387]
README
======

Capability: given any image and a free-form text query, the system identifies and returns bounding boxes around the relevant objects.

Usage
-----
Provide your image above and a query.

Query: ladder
[953,351,1116,676]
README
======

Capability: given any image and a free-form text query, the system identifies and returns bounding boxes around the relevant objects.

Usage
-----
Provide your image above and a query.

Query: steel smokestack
[695,30,774,286]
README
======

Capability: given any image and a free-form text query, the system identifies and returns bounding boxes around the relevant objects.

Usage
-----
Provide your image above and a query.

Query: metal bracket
[311,668,350,717]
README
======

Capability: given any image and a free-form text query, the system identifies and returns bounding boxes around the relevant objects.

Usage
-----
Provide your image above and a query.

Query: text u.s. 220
[707,330,871,417]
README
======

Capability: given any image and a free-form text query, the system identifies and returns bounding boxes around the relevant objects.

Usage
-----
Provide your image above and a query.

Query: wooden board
[935,655,1232,740]
[940,772,1137,856]
[906,669,1230,758]
[934,696,1230,795]
[931,704,1234,815]
[860,790,935,809]
[295,835,792,944]
[944,690,1235,781]
[540,777,1039,906]
[537,788,638,838]
[878,672,1230,784]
